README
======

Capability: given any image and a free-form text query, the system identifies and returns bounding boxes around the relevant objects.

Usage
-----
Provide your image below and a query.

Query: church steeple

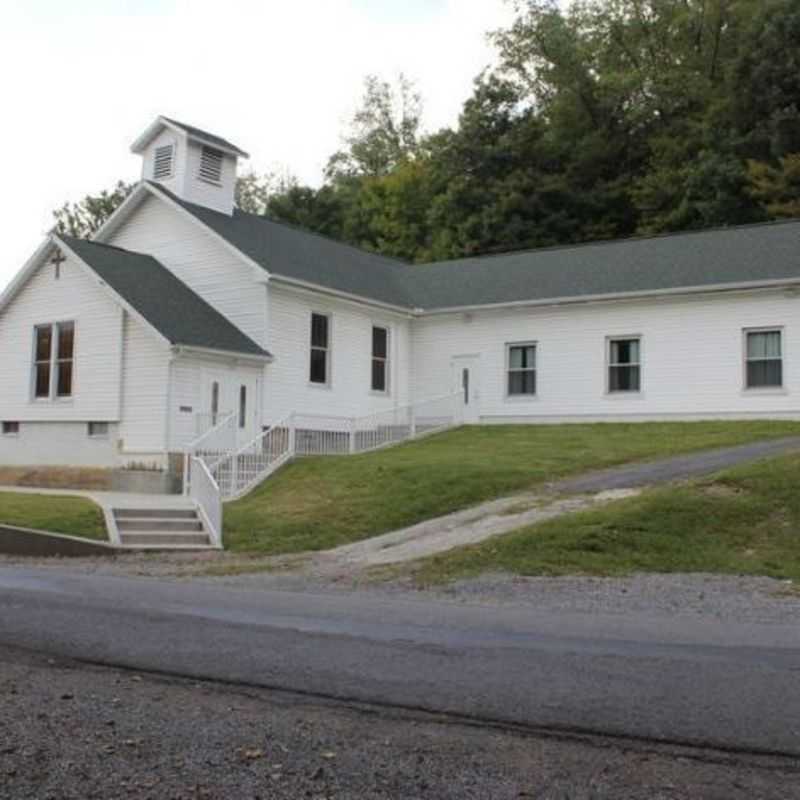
[130,116,248,215]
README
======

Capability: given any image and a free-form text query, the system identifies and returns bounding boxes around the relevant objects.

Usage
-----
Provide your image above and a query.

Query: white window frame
[370,325,390,395]
[309,312,332,388]
[31,320,75,402]
[607,335,642,395]
[505,341,538,399]
[743,327,785,392]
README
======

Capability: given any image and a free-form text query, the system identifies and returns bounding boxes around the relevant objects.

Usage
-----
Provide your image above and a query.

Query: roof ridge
[414,218,800,268]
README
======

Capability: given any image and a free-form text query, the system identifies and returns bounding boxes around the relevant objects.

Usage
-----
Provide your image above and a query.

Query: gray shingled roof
[149,183,415,307]
[162,117,249,157]
[149,183,800,311]
[60,236,269,357]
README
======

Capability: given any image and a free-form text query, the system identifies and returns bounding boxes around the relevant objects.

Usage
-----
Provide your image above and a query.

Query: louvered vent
[199,146,223,184]
[153,144,174,180]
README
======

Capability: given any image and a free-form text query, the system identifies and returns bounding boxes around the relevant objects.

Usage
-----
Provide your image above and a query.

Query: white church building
[2,116,800,474]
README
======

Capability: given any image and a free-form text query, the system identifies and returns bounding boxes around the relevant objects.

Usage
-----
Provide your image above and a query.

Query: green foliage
[222,420,800,555]
[53,181,135,238]
[0,493,107,540]
[54,0,800,257]
[407,452,800,585]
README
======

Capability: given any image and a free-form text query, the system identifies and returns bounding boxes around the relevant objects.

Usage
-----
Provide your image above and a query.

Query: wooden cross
[51,249,66,278]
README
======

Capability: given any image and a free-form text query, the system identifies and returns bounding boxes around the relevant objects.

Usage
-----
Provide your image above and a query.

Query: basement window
[2,422,19,436]
[199,145,224,185]
[88,422,109,438]
[153,143,175,180]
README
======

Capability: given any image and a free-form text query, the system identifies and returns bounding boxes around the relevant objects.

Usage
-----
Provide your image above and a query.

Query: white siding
[168,354,263,450]
[265,284,411,422]
[0,422,120,467]
[140,128,186,197]
[118,312,171,460]
[0,251,123,422]
[181,140,238,215]
[411,290,800,421]
[108,195,266,347]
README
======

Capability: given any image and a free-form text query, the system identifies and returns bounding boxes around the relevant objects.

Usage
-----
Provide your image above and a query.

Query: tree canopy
[56,0,800,262]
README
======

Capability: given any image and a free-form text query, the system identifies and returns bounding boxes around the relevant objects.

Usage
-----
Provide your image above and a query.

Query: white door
[451,354,481,424]
[202,370,229,429]
[234,375,260,448]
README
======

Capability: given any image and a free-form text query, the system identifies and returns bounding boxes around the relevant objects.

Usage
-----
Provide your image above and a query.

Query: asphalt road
[1,567,799,759]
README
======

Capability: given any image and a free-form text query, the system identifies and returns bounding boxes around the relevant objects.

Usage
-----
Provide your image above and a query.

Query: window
[199,146,223,184]
[34,324,53,398]
[507,343,537,396]
[745,329,783,389]
[2,422,19,436]
[56,322,74,397]
[153,144,174,180]
[310,313,330,385]
[608,337,641,393]
[88,422,109,438]
[33,322,74,400]
[371,326,389,392]
[211,381,220,425]
[239,385,247,429]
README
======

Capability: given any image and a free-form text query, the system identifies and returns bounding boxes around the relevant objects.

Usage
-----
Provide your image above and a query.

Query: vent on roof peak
[199,146,224,185]
[153,144,174,181]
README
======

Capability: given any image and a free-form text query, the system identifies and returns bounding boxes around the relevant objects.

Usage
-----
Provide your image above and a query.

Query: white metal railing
[183,393,463,539]
[188,456,222,548]
[188,410,236,456]
[294,392,462,457]
[209,413,295,500]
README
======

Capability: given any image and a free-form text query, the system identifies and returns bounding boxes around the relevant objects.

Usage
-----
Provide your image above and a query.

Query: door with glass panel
[451,354,481,424]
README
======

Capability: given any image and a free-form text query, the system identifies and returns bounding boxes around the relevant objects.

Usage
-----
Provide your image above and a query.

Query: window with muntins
[33,322,74,400]
[199,146,224,184]
[310,313,330,385]
[153,144,174,180]
[746,330,783,388]
[507,343,537,396]
[608,338,641,393]
[371,326,389,392]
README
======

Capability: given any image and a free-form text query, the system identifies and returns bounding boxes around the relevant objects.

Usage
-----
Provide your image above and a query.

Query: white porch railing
[184,392,463,537]
[208,413,295,501]
[188,456,222,548]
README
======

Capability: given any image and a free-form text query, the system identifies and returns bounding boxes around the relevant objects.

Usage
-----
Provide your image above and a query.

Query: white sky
[0,0,516,290]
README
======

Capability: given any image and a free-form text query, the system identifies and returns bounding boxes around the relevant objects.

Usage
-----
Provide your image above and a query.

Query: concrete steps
[112,507,215,550]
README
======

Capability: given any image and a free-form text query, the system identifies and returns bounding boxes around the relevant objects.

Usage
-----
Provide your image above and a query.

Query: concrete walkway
[314,436,800,571]
[0,486,195,546]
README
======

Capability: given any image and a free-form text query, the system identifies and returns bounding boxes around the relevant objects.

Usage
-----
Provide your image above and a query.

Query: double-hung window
[33,322,74,400]
[507,343,537,396]
[608,337,641,393]
[745,329,783,389]
[371,326,389,392]
[310,313,330,385]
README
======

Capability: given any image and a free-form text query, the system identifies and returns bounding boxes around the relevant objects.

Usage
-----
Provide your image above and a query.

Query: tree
[235,169,298,216]
[325,74,423,182]
[53,181,135,238]
[748,155,800,218]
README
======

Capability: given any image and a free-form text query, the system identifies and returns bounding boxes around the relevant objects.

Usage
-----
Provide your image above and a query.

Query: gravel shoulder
[2,644,798,800]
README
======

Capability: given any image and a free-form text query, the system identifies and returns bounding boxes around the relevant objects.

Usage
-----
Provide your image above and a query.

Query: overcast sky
[0,0,517,290]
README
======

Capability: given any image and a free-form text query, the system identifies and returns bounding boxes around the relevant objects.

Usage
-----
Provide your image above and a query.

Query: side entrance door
[234,374,261,448]
[451,354,481,424]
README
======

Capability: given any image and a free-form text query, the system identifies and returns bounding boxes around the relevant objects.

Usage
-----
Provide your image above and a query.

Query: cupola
[130,116,248,215]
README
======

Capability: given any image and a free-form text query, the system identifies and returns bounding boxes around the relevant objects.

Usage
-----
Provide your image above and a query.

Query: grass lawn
[407,452,800,585]
[223,420,800,555]
[0,493,108,540]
